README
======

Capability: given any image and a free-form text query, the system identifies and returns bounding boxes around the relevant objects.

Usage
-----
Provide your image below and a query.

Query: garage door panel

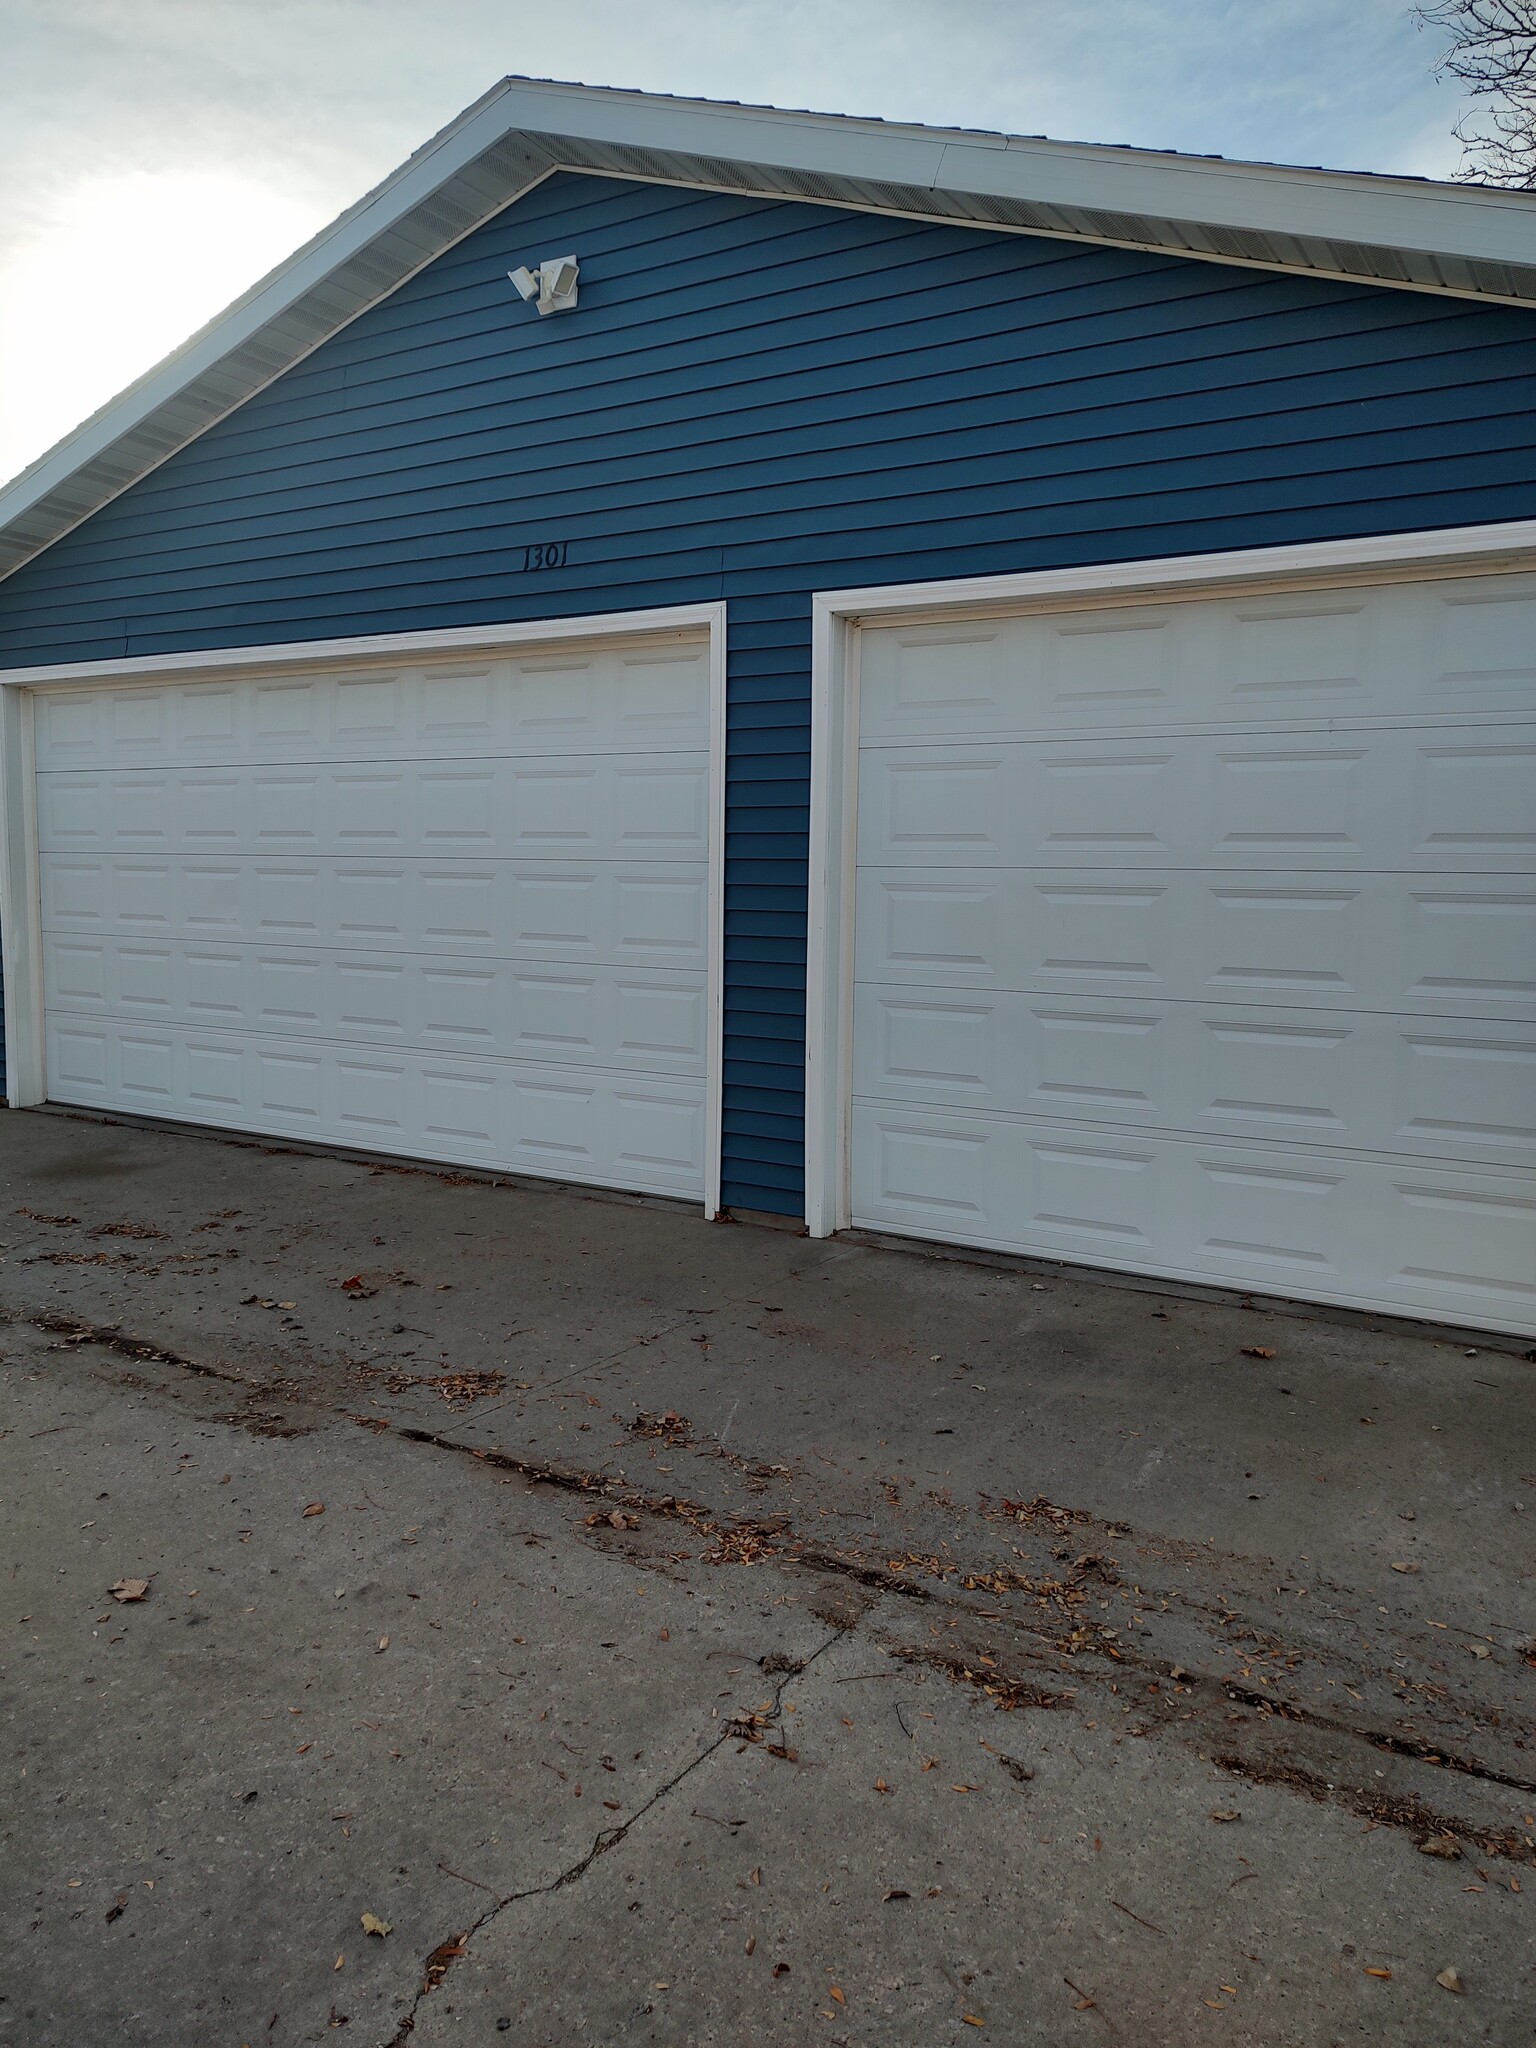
[1391,1025,1536,1159]
[854,987,1536,1166]
[1405,884,1536,1009]
[857,574,1536,744]
[850,1103,1536,1324]
[1429,580,1536,701]
[857,724,1536,872]
[43,934,706,1077]
[33,645,711,771]
[44,1015,707,1196]
[857,867,1536,1017]
[1413,741,1536,862]
[41,856,710,971]
[37,754,710,862]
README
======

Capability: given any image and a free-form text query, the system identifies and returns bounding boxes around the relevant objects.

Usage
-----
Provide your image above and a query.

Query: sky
[0,0,1479,490]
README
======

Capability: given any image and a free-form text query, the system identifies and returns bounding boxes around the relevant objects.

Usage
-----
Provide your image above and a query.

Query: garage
[3,82,1536,1328]
[810,551,1536,1333]
[22,614,724,1207]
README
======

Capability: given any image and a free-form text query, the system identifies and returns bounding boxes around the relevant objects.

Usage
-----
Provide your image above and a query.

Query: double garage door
[35,629,715,1202]
[848,569,1536,1335]
[18,567,1536,1333]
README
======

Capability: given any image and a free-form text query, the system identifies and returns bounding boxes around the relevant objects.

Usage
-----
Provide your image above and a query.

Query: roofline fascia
[552,159,1532,312]
[489,76,1536,267]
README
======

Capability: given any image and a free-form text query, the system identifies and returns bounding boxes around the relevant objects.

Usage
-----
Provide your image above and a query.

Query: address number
[522,541,570,571]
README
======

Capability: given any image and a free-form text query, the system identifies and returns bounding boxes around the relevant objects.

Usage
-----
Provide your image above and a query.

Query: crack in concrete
[380,1627,848,2045]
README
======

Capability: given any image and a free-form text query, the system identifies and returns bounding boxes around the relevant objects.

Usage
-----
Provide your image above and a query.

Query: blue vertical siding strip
[4,176,1536,1175]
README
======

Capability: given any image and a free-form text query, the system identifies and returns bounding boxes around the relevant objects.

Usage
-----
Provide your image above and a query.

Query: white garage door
[35,630,715,1200]
[850,570,1536,1334]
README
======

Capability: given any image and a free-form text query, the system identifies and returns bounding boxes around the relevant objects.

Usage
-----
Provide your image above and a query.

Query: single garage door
[850,570,1536,1334]
[35,629,715,1201]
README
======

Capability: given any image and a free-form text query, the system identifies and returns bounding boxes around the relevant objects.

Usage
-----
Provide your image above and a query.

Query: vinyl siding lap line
[18,457,1535,644]
[11,480,1528,668]
[17,446,1536,644]
[33,321,1515,561]
[130,314,1516,512]
[40,268,1475,513]
[289,230,1217,381]
[16,399,1534,607]
[55,293,1486,525]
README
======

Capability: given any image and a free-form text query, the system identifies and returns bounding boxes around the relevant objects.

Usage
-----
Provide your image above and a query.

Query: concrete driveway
[1,1107,1532,2046]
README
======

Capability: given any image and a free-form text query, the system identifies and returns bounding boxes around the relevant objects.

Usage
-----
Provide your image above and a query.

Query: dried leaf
[334,1953,345,1971]
[1419,1832,1462,1859]
[360,1913,391,1938]
[829,1986,845,2005]
[1240,1347,1275,1359]
[376,1635,390,1653]
[772,1962,790,1977]
[744,1936,755,1955]
[1210,1808,1241,1823]
[302,1502,325,1518]
[1391,1561,1420,1574]
[1436,1967,1465,1994]
[109,1578,150,1603]
[874,1778,892,1795]
[883,1888,911,1902]
[963,2019,986,2029]
[1468,1643,1492,1659]
[1364,1966,1392,1979]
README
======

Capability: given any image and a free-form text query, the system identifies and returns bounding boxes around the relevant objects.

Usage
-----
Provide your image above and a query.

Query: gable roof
[3,75,1534,584]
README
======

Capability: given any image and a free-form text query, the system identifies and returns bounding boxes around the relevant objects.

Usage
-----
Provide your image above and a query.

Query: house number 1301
[522,541,570,571]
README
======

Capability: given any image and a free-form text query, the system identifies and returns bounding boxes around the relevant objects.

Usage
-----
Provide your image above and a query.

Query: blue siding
[3,174,1536,1196]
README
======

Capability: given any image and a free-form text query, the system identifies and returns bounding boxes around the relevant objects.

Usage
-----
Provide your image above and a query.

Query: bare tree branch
[1416,0,1536,185]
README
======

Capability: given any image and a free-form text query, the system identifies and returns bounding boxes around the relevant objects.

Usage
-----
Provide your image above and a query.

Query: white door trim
[0,601,730,1219]
[805,517,1536,1239]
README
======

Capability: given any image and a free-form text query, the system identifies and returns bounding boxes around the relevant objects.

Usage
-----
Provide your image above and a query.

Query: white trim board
[804,519,1536,1333]
[0,602,729,1221]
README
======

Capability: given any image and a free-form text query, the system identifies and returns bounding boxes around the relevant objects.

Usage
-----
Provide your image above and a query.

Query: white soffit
[2,75,1534,583]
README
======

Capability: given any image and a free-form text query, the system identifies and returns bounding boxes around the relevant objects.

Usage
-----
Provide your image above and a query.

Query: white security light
[506,254,580,316]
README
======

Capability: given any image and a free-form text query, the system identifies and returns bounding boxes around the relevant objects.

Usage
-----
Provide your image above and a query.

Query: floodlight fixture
[506,255,581,316]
